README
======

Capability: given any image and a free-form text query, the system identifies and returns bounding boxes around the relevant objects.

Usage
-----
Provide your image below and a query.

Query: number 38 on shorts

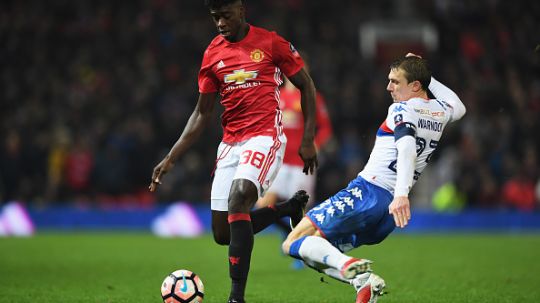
[210,135,287,211]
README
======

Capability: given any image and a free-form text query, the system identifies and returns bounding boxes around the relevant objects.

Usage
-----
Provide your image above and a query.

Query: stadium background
[1,1,540,229]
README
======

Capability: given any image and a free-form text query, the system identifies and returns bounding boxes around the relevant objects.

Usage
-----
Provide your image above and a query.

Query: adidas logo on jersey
[217,60,226,69]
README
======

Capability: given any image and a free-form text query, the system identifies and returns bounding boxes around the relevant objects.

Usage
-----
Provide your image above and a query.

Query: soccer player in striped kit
[149,1,318,302]
[282,53,466,303]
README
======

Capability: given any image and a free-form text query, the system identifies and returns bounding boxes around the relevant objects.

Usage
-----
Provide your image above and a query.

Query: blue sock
[288,236,308,260]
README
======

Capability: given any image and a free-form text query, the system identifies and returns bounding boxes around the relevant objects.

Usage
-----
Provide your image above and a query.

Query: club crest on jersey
[394,114,403,124]
[250,49,264,62]
[224,69,258,84]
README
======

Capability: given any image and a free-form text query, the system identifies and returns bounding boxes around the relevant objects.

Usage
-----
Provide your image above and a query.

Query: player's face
[209,3,245,42]
[386,68,416,102]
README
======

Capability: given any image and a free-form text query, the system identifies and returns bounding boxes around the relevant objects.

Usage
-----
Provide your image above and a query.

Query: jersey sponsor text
[417,118,443,132]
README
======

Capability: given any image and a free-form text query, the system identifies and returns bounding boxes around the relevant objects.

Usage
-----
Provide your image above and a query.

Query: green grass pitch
[1,232,540,302]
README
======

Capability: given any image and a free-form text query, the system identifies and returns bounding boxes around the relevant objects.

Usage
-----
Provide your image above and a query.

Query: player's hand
[299,141,318,175]
[389,196,411,228]
[405,53,422,58]
[149,156,175,192]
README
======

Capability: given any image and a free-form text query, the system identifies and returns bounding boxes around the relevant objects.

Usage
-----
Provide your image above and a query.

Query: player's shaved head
[390,57,431,92]
[205,0,244,9]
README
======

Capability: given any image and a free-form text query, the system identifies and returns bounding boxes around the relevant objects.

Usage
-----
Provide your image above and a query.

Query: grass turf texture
[1,233,539,302]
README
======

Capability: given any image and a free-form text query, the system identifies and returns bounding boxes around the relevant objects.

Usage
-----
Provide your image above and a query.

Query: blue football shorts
[306,176,395,252]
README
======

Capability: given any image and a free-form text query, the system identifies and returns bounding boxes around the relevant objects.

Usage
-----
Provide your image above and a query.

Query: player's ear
[238,4,246,19]
[411,80,422,92]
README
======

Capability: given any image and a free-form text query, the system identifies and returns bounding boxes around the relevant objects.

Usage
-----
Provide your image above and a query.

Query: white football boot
[352,272,386,303]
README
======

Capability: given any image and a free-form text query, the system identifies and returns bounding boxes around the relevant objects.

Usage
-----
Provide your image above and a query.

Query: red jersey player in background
[149,1,317,302]
[256,56,332,248]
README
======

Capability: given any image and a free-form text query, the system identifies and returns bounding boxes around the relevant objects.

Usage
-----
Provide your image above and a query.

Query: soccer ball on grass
[161,269,204,303]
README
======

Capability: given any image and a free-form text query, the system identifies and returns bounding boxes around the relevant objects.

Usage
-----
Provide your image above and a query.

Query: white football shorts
[266,163,316,202]
[211,134,286,211]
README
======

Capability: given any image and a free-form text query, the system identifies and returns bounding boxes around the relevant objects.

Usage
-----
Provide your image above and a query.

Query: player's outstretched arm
[389,133,416,228]
[428,77,466,122]
[405,52,466,122]
[149,92,217,192]
[288,67,318,174]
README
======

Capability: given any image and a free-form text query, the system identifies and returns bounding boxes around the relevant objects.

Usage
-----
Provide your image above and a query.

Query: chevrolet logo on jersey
[224,69,258,85]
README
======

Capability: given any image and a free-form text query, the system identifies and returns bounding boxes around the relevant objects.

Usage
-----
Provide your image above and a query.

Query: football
[161,269,205,303]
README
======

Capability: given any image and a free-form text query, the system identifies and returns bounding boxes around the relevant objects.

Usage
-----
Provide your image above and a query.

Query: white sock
[303,258,352,284]
[298,236,351,271]
[321,268,351,283]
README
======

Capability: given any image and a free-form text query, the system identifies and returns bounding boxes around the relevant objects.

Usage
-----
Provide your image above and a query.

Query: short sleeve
[271,32,304,77]
[198,49,219,93]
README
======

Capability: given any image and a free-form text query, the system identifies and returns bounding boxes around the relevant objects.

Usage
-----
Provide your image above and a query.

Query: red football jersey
[280,87,333,166]
[198,24,304,143]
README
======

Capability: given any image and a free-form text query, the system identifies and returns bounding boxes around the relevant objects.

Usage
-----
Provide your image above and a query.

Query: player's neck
[229,23,250,43]
[408,91,429,101]
[418,92,429,100]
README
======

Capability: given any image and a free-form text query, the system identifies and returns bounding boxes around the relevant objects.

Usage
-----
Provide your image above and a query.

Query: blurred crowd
[1,0,539,211]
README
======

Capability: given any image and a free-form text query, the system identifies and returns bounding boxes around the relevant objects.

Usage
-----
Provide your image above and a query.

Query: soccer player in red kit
[149,1,317,302]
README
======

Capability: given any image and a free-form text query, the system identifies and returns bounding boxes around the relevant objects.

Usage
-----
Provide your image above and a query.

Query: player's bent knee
[213,234,230,246]
[210,210,230,245]
[281,240,291,255]
[212,228,230,246]
[282,232,301,255]
[228,179,258,213]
